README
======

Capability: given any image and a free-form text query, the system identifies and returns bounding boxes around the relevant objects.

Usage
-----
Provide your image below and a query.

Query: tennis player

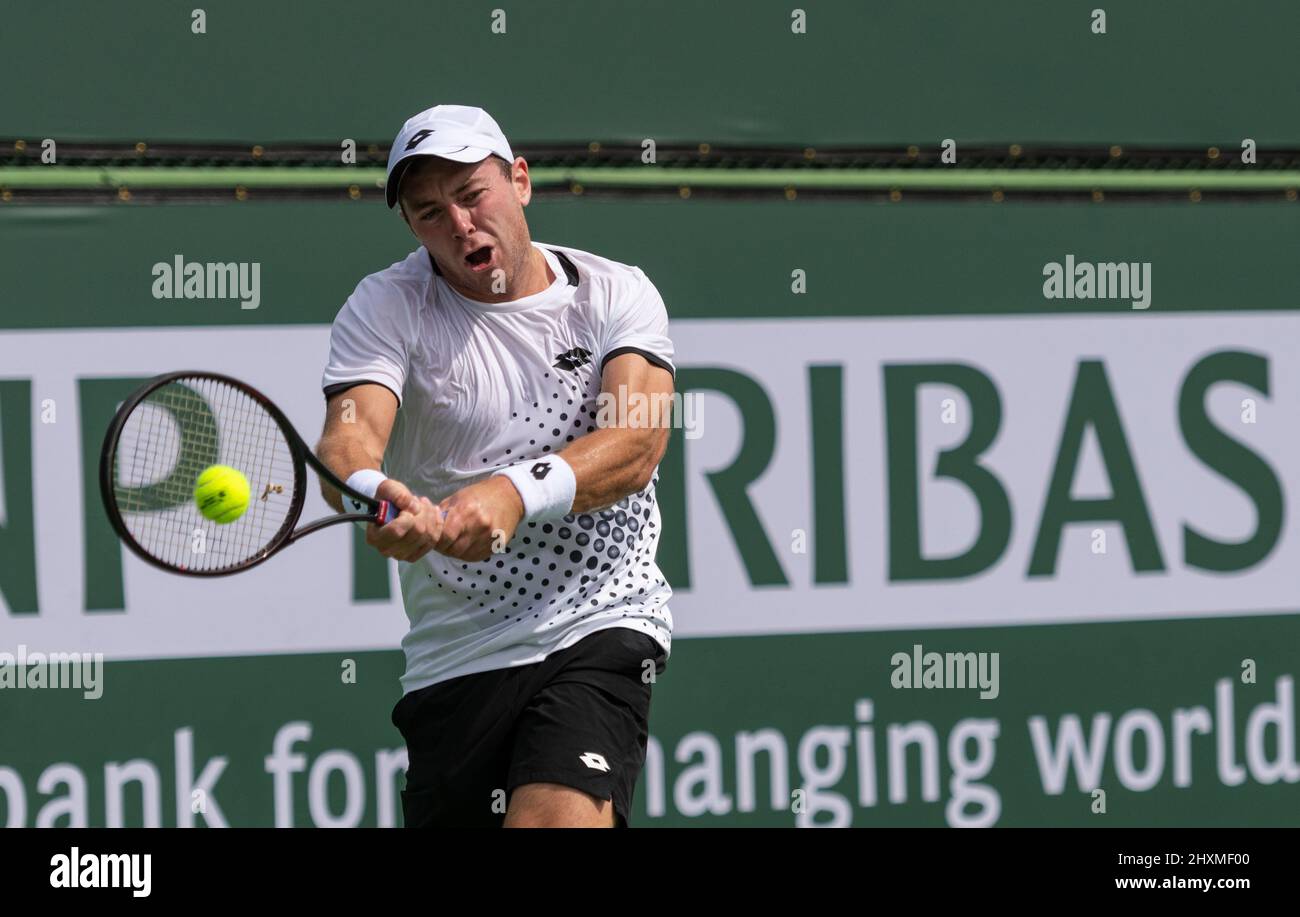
[316,104,675,828]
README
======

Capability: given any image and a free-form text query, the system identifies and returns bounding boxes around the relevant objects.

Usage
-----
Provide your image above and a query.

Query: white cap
[384,104,515,209]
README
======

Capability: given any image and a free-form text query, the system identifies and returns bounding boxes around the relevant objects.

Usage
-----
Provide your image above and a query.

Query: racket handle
[376,500,398,524]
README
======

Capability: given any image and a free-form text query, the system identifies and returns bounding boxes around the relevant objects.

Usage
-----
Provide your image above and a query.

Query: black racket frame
[100,370,389,576]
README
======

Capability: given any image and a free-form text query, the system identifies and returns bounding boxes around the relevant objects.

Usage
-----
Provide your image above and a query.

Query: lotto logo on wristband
[495,455,576,522]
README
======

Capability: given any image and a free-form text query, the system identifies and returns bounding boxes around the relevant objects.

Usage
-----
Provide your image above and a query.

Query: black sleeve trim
[600,346,675,377]
[323,380,401,406]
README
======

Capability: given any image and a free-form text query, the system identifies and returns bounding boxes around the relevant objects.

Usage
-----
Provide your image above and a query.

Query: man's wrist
[344,468,389,513]
[492,474,526,521]
[492,455,577,523]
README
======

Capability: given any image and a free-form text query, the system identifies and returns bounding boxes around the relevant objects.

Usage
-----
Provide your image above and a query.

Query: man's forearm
[316,436,384,512]
[556,426,667,514]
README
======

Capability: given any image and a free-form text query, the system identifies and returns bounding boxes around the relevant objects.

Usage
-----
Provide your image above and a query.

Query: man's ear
[513,158,533,207]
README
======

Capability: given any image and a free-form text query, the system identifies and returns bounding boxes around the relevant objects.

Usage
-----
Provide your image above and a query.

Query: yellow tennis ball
[194,465,250,524]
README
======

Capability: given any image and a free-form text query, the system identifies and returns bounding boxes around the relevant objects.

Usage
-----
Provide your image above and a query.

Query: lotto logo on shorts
[579,752,610,772]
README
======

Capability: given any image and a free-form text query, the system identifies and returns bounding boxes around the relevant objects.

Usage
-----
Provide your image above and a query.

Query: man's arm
[316,384,399,512]
[433,352,674,561]
[316,383,445,562]
[561,351,674,511]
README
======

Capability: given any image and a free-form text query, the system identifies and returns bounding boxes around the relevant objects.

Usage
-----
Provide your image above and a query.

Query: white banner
[1,313,1297,659]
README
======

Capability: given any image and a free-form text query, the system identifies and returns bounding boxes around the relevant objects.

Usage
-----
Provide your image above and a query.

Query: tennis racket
[100,370,395,576]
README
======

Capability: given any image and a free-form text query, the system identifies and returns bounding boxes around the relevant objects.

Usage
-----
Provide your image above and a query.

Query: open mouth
[465,246,494,270]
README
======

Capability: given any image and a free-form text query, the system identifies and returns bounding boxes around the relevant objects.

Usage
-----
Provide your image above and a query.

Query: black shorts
[391,626,668,828]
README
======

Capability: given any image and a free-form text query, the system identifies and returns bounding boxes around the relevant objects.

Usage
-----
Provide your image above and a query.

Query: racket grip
[375,500,398,524]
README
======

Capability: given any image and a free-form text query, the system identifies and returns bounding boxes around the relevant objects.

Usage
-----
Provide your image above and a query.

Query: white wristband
[494,455,577,523]
[344,468,388,514]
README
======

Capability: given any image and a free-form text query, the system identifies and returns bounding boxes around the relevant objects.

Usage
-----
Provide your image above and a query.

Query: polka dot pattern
[425,366,671,640]
[423,478,669,630]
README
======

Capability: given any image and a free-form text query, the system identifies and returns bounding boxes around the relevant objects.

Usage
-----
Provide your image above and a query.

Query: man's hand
[435,476,526,562]
[365,478,445,562]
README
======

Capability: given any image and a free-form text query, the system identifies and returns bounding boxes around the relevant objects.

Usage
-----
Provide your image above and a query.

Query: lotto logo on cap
[385,104,515,208]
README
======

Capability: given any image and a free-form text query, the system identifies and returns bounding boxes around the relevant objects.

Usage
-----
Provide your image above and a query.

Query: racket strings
[111,376,298,572]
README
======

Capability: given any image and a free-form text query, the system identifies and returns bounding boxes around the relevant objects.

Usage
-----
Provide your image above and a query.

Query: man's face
[398,155,536,301]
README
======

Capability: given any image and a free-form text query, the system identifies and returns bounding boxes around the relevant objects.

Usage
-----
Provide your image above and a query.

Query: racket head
[99,371,308,576]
